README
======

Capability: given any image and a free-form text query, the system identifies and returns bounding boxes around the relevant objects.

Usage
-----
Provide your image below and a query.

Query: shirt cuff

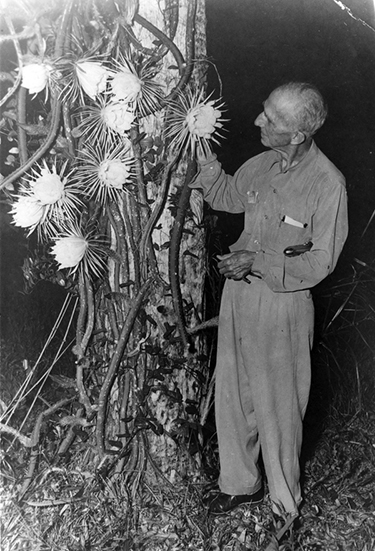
[197,153,217,166]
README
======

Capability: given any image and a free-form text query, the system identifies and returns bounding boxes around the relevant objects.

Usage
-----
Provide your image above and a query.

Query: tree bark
[100,0,209,482]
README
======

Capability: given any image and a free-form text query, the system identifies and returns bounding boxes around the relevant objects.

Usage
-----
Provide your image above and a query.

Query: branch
[61,20,75,157]
[57,406,84,457]
[18,398,73,500]
[187,315,219,334]
[113,370,132,475]
[107,201,130,293]
[0,422,32,447]
[133,13,191,102]
[75,269,88,345]
[168,158,197,350]
[130,127,149,213]
[0,17,23,108]
[103,282,120,341]
[129,127,159,274]
[17,86,28,165]
[96,277,154,456]
[62,101,76,158]
[170,0,196,98]
[122,196,141,290]
[81,274,95,354]
[139,155,178,263]
[0,25,37,44]
[73,271,94,417]
[166,0,197,101]
[134,13,185,73]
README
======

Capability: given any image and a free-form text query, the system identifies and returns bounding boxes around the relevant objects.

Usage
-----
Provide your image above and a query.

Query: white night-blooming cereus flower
[12,161,82,239]
[75,60,110,100]
[110,67,142,103]
[52,235,88,271]
[186,103,222,138]
[51,228,108,278]
[76,141,134,204]
[21,62,52,95]
[110,56,164,118]
[33,169,64,204]
[73,96,136,143]
[10,196,45,235]
[102,102,135,134]
[98,159,131,189]
[166,88,226,155]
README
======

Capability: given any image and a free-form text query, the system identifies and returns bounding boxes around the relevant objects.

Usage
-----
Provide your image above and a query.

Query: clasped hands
[217,250,259,281]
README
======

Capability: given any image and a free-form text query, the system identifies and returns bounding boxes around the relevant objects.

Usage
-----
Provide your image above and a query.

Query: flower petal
[51,236,88,269]
[110,68,142,103]
[102,102,135,134]
[33,173,64,204]
[98,159,130,189]
[21,63,51,94]
[10,197,45,230]
[76,61,110,100]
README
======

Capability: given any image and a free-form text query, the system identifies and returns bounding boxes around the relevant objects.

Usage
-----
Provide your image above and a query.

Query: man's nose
[254,112,265,127]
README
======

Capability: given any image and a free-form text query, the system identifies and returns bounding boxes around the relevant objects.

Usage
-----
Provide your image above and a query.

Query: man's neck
[275,138,312,171]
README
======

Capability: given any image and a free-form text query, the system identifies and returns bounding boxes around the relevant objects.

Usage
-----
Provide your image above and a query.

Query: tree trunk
[100,0,209,483]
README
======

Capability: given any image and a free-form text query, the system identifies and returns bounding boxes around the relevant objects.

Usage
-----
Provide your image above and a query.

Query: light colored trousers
[215,277,314,515]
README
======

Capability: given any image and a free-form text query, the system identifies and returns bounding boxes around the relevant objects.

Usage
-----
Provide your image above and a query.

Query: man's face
[254,91,297,150]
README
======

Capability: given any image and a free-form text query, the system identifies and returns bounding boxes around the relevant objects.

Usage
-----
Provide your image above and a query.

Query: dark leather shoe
[206,487,264,514]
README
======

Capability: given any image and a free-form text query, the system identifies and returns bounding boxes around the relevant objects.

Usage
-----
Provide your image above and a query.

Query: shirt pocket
[276,216,311,252]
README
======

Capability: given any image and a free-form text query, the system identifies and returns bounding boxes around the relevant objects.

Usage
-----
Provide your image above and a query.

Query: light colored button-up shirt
[190,142,348,293]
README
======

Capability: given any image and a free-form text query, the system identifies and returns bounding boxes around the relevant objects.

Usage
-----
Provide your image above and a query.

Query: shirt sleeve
[189,154,251,213]
[251,179,348,292]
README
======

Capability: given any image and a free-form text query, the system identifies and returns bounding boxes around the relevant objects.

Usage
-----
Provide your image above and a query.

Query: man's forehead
[266,91,298,116]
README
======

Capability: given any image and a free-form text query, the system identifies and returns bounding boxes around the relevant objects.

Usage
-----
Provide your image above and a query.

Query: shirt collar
[266,141,318,174]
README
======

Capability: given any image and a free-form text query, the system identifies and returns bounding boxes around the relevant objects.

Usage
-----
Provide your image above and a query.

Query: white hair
[274,82,328,136]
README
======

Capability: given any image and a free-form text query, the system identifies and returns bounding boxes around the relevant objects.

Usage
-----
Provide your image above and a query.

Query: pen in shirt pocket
[281,214,307,228]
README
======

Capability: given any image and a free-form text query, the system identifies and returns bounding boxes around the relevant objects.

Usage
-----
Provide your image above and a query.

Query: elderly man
[191,83,348,517]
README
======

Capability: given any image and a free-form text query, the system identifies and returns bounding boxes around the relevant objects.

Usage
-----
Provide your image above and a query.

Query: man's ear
[290,130,306,145]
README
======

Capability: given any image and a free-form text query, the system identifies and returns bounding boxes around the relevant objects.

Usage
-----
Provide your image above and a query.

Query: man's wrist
[197,153,217,166]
